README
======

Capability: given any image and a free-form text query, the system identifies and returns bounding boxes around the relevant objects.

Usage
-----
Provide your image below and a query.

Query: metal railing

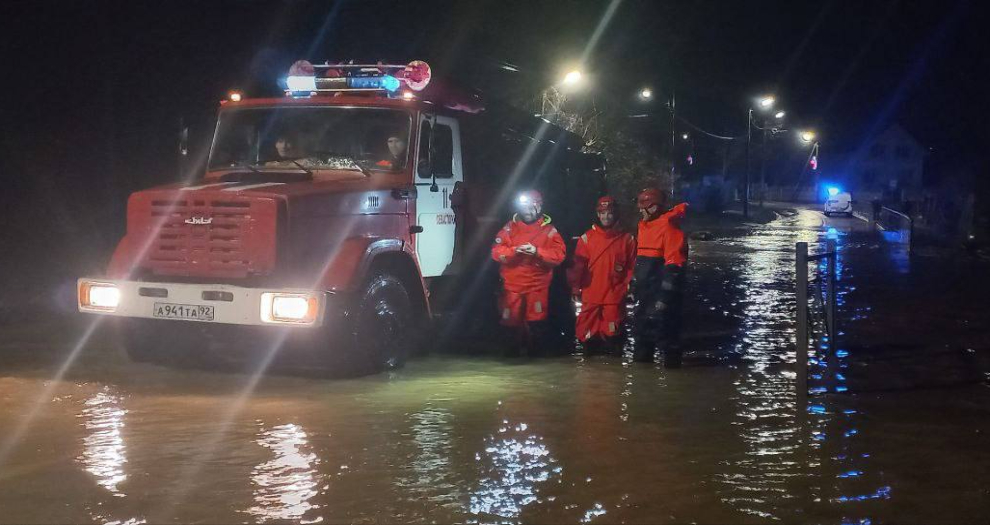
[796,240,837,403]
[877,206,913,253]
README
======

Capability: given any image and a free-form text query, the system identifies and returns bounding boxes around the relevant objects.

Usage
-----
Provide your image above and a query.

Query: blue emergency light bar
[283,61,431,97]
[347,75,400,91]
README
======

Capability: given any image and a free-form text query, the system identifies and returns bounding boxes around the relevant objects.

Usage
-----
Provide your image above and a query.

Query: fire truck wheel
[352,272,413,373]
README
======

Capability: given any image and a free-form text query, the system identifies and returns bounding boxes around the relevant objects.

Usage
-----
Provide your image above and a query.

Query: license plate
[153,302,215,321]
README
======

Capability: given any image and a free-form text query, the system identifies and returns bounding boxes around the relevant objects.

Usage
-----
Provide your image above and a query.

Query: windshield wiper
[290,160,313,176]
[232,162,262,173]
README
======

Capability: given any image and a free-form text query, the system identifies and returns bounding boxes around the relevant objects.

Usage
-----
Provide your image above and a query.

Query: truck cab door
[414,115,463,277]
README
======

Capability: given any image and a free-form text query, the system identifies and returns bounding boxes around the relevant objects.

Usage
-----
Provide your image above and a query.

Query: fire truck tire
[350,271,413,373]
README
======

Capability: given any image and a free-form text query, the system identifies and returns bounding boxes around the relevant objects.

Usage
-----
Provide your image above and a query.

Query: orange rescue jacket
[636,203,688,266]
[491,214,566,293]
[568,225,636,305]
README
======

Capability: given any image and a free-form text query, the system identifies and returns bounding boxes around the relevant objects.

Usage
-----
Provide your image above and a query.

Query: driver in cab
[264,132,306,166]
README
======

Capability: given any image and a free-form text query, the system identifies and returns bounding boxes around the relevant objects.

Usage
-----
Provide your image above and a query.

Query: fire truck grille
[143,196,278,278]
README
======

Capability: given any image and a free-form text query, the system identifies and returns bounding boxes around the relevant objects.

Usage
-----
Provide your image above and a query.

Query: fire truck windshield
[208,107,412,173]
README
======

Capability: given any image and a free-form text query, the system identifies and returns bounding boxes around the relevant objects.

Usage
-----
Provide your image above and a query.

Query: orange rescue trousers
[498,288,550,327]
[575,303,625,342]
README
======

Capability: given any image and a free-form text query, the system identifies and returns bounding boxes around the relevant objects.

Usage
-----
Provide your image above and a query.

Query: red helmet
[596,196,616,213]
[637,188,662,210]
[516,190,543,207]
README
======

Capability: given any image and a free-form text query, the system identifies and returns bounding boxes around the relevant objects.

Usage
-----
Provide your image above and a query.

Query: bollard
[825,239,836,344]
[796,242,809,403]
[825,239,837,393]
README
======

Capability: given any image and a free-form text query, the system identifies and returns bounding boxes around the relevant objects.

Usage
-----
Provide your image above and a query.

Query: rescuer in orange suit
[633,188,689,367]
[492,190,566,356]
[567,196,636,355]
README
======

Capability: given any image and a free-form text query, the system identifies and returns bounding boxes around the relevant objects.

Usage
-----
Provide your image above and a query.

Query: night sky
[0,0,986,308]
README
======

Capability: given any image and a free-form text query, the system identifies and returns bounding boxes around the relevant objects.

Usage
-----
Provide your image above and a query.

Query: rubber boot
[633,340,656,363]
[584,338,603,356]
[503,326,527,358]
[602,336,623,356]
[662,345,683,369]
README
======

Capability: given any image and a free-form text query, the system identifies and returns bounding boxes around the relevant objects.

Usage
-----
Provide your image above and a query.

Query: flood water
[1,208,988,524]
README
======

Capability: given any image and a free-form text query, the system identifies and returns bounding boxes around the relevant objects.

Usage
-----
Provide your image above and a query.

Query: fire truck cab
[78,60,604,374]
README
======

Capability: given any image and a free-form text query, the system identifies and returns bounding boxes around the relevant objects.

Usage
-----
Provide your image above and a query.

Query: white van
[824,191,853,216]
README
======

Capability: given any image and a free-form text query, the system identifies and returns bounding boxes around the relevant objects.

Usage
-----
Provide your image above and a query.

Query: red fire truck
[78,60,604,374]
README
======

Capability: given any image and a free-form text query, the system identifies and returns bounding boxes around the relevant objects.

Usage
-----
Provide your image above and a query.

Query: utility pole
[670,90,676,200]
[759,125,768,207]
[744,109,751,218]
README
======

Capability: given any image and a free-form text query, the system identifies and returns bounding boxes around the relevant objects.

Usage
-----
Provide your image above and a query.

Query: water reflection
[77,390,147,525]
[396,405,462,509]
[77,390,128,495]
[247,423,324,523]
[716,224,815,519]
[469,421,561,523]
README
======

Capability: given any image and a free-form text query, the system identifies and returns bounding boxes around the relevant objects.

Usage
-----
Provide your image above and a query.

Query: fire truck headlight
[261,293,319,324]
[79,282,120,311]
[286,75,317,92]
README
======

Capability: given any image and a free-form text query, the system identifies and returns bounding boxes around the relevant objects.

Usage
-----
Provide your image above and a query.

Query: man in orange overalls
[492,190,567,355]
[568,196,637,355]
[633,188,689,367]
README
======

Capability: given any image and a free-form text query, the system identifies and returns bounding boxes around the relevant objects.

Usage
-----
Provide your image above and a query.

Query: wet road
[2,207,989,524]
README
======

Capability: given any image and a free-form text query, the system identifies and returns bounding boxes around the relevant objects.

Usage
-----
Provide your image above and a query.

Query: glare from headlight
[273,296,310,319]
[80,282,120,311]
[261,292,318,324]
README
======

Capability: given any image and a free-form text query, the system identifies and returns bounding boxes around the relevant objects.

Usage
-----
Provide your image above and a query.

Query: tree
[536,87,671,227]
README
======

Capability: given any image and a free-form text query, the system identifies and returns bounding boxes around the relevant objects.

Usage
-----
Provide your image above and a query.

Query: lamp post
[758,110,786,206]
[795,130,819,200]
[744,95,775,218]
[638,85,678,200]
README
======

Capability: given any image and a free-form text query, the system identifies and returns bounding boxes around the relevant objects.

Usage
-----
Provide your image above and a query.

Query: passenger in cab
[492,190,566,356]
[568,196,636,355]
[633,188,689,368]
[376,131,408,171]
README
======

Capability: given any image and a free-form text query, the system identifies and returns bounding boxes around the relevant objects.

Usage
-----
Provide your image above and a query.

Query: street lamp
[633,85,679,199]
[542,67,585,125]
[562,70,583,87]
[681,133,689,140]
[745,94,776,218]
[775,110,786,120]
[797,132,821,198]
